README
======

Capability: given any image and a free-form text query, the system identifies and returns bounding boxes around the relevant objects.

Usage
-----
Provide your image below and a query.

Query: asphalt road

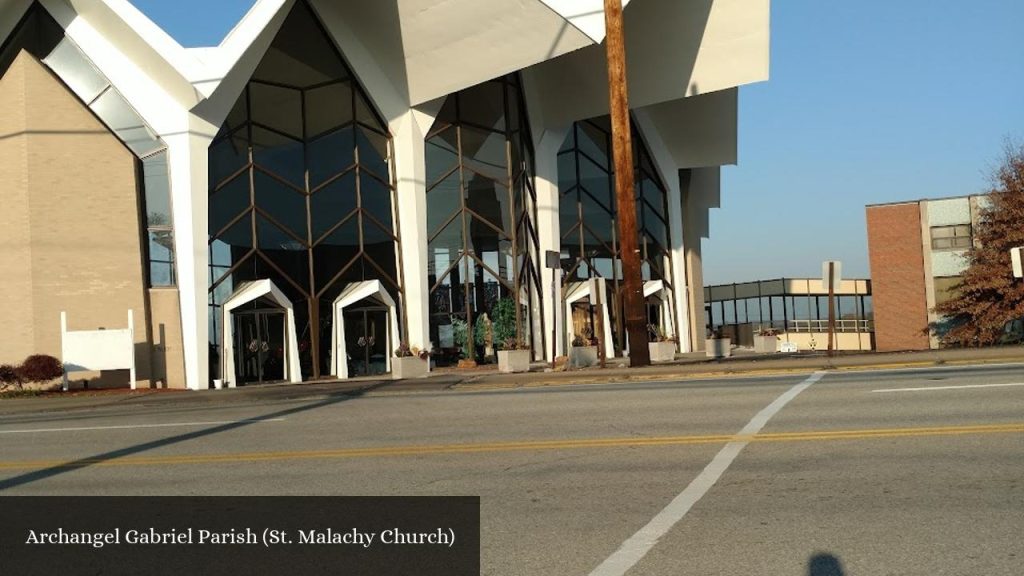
[1,364,1022,575]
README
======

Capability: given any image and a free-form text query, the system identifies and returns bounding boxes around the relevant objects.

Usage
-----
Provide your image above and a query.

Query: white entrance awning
[564,279,614,359]
[221,279,302,387]
[644,279,676,340]
[644,279,665,298]
[331,280,401,379]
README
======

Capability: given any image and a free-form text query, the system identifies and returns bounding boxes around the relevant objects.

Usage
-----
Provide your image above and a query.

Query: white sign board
[1012,247,1023,279]
[780,341,799,353]
[821,260,842,291]
[61,310,136,391]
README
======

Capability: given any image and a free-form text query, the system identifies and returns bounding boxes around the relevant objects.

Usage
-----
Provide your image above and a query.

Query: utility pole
[827,261,836,357]
[604,0,650,367]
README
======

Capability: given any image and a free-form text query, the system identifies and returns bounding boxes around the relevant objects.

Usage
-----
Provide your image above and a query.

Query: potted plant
[648,325,678,363]
[392,343,431,380]
[497,338,531,374]
[754,327,781,354]
[451,318,476,368]
[705,329,732,359]
[569,329,599,368]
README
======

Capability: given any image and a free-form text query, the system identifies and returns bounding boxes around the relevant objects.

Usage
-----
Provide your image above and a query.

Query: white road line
[0,418,285,435]
[871,382,1024,393]
[588,371,826,576]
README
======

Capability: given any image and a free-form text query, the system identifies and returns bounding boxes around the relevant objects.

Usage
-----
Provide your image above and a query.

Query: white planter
[754,334,778,354]
[649,341,677,363]
[497,349,531,373]
[569,346,599,368]
[392,357,429,380]
[705,338,732,359]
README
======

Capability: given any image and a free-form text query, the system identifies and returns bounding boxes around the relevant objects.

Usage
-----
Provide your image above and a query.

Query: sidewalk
[445,345,1024,391]
[1,346,1021,416]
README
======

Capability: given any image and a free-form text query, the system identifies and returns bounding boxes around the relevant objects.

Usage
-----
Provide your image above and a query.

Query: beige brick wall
[149,288,186,387]
[0,53,35,362]
[0,50,171,387]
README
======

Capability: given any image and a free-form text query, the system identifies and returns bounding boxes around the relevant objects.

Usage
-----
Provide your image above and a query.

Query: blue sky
[128,0,1024,285]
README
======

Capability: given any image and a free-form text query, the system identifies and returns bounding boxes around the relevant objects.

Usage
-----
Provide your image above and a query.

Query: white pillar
[632,110,693,354]
[666,172,692,353]
[534,128,568,360]
[390,108,438,351]
[165,118,216,390]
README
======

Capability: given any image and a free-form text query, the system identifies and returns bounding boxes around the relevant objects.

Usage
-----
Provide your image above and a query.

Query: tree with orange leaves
[932,143,1024,346]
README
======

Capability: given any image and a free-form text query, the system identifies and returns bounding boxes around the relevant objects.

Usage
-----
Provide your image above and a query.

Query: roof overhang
[524,0,769,129]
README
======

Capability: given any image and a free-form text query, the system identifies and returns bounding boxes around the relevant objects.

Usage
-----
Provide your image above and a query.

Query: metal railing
[785,319,873,333]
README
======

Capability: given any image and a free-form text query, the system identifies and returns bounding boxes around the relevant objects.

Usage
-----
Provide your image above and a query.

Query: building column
[632,110,692,354]
[165,117,215,390]
[681,167,721,352]
[534,128,567,360]
[918,202,940,349]
[667,170,692,353]
[390,108,437,352]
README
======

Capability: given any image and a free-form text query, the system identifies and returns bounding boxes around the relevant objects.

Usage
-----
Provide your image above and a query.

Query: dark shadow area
[0,381,391,491]
[809,553,846,576]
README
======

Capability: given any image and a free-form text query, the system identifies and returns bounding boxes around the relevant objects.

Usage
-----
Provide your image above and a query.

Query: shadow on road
[809,553,846,576]
[0,382,390,491]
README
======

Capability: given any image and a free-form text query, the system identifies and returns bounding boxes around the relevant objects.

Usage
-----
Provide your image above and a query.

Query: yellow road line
[0,423,1021,472]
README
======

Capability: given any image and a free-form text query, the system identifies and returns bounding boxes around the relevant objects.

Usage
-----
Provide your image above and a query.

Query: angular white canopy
[564,279,614,359]
[331,280,401,379]
[644,279,676,340]
[220,279,302,386]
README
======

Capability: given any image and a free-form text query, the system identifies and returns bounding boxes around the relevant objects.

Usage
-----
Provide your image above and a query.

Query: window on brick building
[933,276,963,306]
[930,224,972,250]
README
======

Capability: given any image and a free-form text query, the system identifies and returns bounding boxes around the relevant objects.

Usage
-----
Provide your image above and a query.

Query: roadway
[1,364,1021,575]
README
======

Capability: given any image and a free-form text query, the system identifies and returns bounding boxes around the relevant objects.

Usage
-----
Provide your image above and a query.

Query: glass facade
[0,2,175,288]
[424,74,542,363]
[207,0,401,382]
[557,117,676,353]
[704,279,874,347]
[143,151,175,286]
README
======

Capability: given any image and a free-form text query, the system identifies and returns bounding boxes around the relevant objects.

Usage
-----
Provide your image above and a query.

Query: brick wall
[866,203,930,351]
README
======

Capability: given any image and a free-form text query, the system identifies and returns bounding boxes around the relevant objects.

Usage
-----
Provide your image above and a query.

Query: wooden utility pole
[604,0,650,367]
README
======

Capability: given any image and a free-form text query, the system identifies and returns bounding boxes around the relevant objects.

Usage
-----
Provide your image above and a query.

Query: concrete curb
[1,351,1021,416]
[449,356,1024,392]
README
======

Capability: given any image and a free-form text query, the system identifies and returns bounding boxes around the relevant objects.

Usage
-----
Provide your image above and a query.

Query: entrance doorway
[232,307,287,385]
[330,280,400,379]
[343,308,389,377]
[346,305,389,377]
[220,279,301,387]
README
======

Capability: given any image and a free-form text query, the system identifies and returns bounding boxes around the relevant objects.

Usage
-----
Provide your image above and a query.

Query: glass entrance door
[233,309,287,385]
[343,308,390,377]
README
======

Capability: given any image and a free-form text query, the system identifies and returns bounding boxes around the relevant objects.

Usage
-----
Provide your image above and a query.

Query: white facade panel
[931,250,970,277]
[926,198,971,226]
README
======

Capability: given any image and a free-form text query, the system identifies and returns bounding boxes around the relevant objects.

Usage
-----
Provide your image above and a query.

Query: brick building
[865,195,988,351]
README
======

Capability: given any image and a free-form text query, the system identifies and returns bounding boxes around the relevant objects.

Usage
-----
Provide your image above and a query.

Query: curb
[450,357,1024,392]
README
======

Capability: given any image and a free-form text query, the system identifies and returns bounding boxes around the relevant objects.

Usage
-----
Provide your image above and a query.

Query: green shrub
[491,298,518,346]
